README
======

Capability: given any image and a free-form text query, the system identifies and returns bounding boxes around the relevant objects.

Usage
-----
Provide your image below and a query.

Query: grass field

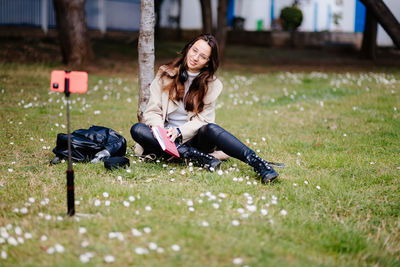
[0,43,399,266]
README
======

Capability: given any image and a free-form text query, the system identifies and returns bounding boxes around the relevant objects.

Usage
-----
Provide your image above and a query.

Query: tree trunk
[359,0,400,49]
[360,9,377,60]
[154,0,163,39]
[176,0,182,39]
[137,0,155,123]
[53,0,93,66]
[200,0,212,34]
[216,0,228,61]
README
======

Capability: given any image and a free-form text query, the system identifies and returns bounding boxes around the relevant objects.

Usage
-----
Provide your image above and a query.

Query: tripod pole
[65,74,75,216]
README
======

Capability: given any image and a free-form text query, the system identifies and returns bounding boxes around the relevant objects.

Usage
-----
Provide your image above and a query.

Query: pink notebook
[153,126,180,158]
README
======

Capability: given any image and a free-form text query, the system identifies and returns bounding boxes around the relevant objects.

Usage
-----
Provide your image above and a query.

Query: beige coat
[135,65,223,156]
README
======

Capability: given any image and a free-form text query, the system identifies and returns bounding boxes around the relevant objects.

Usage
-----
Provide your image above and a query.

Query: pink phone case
[50,71,88,94]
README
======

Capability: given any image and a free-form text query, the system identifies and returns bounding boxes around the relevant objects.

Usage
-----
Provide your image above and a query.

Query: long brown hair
[160,34,219,114]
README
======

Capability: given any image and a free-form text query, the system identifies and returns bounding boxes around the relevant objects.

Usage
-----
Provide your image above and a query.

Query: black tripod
[64,71,75,216]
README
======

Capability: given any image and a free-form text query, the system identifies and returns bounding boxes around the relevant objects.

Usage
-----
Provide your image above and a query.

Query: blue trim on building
[227,0,235,26]
[313,2,318,32]
[270,0,275,27]
[354,0,366,32]
[327,4,331,30]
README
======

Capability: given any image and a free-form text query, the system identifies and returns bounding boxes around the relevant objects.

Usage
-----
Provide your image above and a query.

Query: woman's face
[186,39,211,73]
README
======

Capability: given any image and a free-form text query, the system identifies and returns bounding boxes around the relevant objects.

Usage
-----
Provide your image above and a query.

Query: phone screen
[50,71,88,94]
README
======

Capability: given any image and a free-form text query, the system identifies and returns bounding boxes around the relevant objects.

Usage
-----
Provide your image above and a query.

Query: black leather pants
[130,123,255,163]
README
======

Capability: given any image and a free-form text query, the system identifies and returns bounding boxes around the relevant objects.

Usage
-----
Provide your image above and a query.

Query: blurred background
[0,0,399,71]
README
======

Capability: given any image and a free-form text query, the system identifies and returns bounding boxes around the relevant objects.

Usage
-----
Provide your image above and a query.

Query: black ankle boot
[178,145,221,171]
[246,153,279,183]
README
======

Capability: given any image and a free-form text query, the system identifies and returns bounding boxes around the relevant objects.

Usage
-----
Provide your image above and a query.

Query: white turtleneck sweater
[166,71,199,128]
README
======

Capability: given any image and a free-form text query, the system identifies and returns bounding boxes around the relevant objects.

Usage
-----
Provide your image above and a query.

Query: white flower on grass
[157,247,165,253]
[128,196,135,202]
[0,237,4,244]
[188,207,195,212]
[233,258,243,265]
[80,254,90,263]
[232,220,240,226]
[47,247,55,254]
[103,192,109,198]
[135,247,149,255]
[94,199,101,206]
[201,221,209,227]
[81,240,90,247]
[148,242,158,250]
[8,237,18,246]
[17,237,24,244]
[143,227,151,234]
[171,244,180,251]
[212,203,219,209]
[304,180,309,185]
[40,235,47,241]
[79,227,87,234]
[28,197,35,203]
[123,201,130,207]
[180,170,186,175]
[186,200,193,206]
[14,226,22,236]
[55,244,65,253]
[217,169,223,175]
[145,206,152,211]
[8,168,13,173]
[261,209,268,216]
[293,183,298,187]
[105,200,111,206]
[316,185,321,190]
[280,209,288,216]
[246,205,257,213]
[1,250,7,259]
[104,255,115,263]
[131,228,142,237]
[218,193,227,199]
[93,110,101,115]
[24,233,32,239]
[370,162,375,165]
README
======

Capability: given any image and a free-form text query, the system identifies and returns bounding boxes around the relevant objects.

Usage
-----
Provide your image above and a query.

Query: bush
[280,6,303,31]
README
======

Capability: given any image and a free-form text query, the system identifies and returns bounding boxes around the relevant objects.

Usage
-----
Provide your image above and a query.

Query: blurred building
[160,0,399,46]
[0,0,399,46]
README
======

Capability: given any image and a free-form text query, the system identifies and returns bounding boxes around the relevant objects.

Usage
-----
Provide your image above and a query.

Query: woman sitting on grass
[130,34,278,183]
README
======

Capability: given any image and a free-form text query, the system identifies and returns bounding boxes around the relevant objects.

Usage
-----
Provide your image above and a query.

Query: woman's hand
[166,128,180,142]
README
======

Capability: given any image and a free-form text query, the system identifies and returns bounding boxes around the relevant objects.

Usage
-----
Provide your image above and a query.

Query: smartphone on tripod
[50,70,88,94]
[50,70,88,216]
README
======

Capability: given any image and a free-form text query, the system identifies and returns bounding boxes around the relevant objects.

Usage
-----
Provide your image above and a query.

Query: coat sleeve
[179,79,223,142]
[142,71,165,128]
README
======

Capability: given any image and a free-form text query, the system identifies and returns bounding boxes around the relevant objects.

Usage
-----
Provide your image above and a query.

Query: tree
[137,0,155,122]
[200,0,212,34]
[360,9,377,60]
[216,0,228,60]
[53,0,93,66]
[359,0,400,49]
[154,0,164,39]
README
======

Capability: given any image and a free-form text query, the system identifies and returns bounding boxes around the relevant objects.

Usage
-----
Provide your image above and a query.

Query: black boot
[178,145,221,171]
[246,153,279,183]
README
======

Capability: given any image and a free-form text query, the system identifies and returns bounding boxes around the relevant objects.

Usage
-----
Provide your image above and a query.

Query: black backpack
[52,125,126,162]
